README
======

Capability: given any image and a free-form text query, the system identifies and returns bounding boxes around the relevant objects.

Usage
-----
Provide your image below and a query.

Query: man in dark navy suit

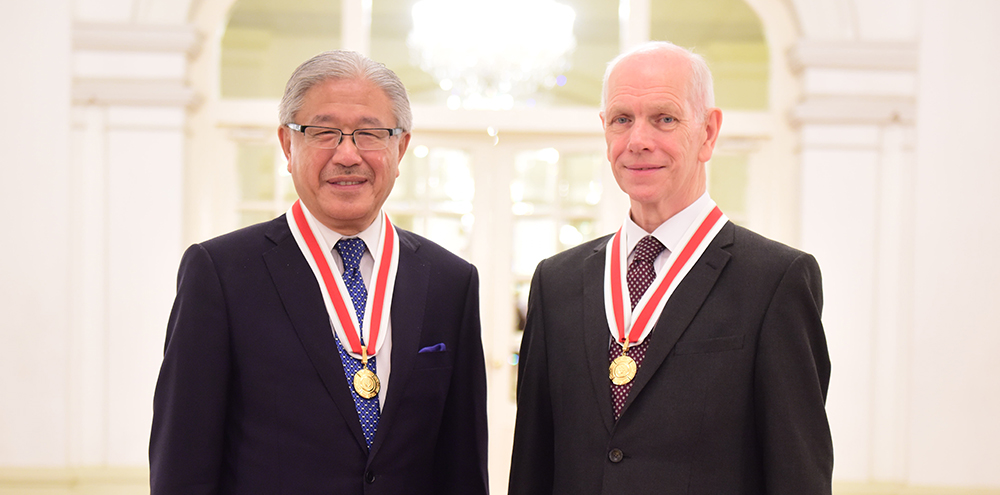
[150,50,488,495]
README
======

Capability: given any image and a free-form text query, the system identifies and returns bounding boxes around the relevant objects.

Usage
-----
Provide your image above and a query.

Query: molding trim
[789,41,919,72]
[1,469,997,495]
[835,482,1000,495]
[0,467,147,494]
[73,22,201,55]
[793,96,916,125]
[73,80,198,107]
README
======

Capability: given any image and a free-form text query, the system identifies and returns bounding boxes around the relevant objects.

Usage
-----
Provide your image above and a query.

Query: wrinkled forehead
[610,51,691,91]
[297,78,396,128]
[605,54,694,111]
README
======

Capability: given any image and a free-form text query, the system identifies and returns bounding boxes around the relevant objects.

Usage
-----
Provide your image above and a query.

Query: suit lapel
[261,216,369,452]
[582,238,616,433]
[621,222,735,414]
[367,230,428,459]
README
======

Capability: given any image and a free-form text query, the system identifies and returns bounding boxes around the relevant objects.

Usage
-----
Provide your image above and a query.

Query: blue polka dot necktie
[333,237,380,448]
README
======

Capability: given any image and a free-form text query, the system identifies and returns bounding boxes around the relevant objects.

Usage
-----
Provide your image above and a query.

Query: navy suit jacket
[508,222,832,494]
[150,215,489,495]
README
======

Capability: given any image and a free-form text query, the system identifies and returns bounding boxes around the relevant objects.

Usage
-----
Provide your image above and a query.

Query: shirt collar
[297,204,383,257]
[624,192,713,257]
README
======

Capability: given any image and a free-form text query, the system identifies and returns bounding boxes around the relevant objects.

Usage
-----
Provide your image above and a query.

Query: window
[388,146,475,257]
[511,148,606,329]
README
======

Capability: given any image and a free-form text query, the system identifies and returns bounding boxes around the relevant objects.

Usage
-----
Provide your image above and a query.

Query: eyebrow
[309,114,388,127]
[653,103,685,115]
[603,105,631,117]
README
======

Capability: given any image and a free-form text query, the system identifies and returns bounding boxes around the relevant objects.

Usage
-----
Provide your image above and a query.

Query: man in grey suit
[508,41,833,494]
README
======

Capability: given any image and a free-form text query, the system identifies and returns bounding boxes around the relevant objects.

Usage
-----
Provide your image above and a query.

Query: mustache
[320,166,373,181]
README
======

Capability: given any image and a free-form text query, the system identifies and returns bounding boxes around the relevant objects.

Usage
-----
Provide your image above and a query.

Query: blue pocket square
[418,343,446,353]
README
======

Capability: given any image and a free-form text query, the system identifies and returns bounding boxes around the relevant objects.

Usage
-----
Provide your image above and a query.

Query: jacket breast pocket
[672,334,745,355]
[412,350,453,370]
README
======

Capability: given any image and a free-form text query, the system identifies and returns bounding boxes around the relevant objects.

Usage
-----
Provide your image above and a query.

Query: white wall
[0,0,191,472]
[797,0,1000,490]
[0,0,73,466]
[909,0,1000,486]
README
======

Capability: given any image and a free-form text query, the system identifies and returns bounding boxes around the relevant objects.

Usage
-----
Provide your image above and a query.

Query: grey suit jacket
[508,221,832,494]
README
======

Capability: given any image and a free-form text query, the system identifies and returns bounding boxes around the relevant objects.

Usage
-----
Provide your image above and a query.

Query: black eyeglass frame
[285,123,405,150]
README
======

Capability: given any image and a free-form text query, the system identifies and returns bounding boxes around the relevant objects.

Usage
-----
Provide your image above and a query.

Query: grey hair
[278,50,412,132]
[600,41,715,120]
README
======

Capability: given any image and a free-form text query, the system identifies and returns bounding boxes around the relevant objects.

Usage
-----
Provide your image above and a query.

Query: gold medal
[609,354,637,385]
[353,346,380,399]
[353,368,380,399]
[609,340,637,385]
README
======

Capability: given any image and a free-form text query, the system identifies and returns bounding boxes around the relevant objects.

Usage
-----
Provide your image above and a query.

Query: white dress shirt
[624,192,714,271]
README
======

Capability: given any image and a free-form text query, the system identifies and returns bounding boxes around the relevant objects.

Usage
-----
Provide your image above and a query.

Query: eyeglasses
[285,123,405,151]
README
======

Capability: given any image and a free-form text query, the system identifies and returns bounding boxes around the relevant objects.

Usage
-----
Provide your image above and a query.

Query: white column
[742,0,806,246]
[70,21,196,465]
[619,0,650,51]
[471,140,517,495]
[104,106,186,464]
[800,121,882,482]
[68,106,112,464]
[793,39,919,483]
[342,0,372,55]
[870,122,916,482]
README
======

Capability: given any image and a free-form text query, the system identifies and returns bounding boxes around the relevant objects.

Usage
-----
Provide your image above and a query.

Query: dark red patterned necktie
[610,235,666,419]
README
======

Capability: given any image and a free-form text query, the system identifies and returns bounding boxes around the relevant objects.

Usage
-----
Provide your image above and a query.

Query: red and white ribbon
[604,202,728,347]
[287,200,399,360]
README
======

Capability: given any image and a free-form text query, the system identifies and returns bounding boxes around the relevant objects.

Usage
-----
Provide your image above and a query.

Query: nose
[331,134,363,166]
[626,120,655,153]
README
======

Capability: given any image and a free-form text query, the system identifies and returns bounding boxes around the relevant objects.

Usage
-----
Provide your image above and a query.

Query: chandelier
[408,0,577,110]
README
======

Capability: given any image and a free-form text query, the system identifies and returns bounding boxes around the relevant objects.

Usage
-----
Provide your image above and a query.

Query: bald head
[601,41,715,122]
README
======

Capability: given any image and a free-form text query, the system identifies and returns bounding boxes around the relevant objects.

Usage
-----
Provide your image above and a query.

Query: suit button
[608,448,624,463]
[365,470,376,484]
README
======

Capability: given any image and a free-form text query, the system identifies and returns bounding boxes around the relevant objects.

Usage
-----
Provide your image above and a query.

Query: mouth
[325,175,369,186]
[625,164,663,172]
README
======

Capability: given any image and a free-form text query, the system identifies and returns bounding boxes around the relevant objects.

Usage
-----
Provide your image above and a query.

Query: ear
[278,125,293,172]
[697,108,723,164]
[599,111,612,162]
[395,132,411,178]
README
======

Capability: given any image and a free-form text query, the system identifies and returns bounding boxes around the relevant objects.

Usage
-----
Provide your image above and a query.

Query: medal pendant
[353,367,380,399]
[353,345,380,399]
[609,354,637,385]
